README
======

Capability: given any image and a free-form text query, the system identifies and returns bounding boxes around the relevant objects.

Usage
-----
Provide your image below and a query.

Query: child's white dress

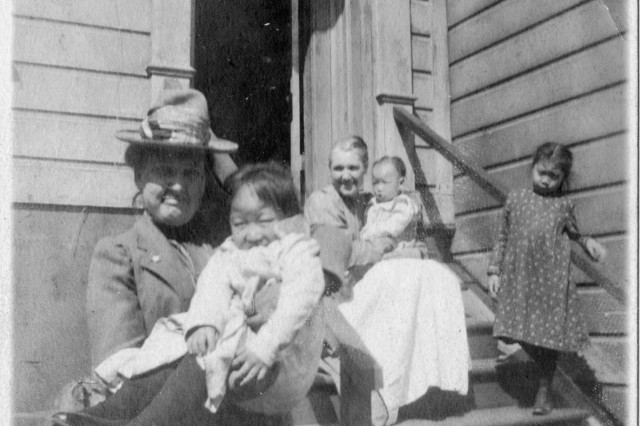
[360,193,420,245]
[95,231,325,415]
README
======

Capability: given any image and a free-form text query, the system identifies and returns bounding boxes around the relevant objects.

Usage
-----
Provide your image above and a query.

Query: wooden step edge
[397,406,590,426]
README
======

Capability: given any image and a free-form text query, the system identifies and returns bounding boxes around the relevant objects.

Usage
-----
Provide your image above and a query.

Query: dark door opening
[194,0,292,166]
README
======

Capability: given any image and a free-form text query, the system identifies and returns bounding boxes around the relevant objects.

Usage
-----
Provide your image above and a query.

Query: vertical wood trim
[148,0,195,101]
[290,0,302,192]
[431,0,455,222]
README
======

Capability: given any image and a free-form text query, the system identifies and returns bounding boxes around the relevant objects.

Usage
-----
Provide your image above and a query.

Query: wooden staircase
[291,268,593,426]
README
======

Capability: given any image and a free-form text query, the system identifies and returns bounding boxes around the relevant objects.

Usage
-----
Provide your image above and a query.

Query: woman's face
[329,148,367,198]
[135,150,206,227]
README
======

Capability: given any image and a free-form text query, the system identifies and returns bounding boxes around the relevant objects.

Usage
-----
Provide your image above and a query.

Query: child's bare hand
[231,348,269,387]
[585,238,607,262]
[186,326,218,356]
[488,275,501,299]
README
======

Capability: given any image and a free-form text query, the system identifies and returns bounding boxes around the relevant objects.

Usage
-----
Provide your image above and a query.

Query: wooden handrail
[393,106,626,305]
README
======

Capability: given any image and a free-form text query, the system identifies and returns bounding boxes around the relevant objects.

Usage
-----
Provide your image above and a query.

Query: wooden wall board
[12,110,137,164]
[448,0,584,64]
[14,0,152,33]
[446,0,501,28]
[450,37,627,137]
[578,287,625,317]
[14,158,137,207]
[601,0,630,33]
[13,207,136,412]
[413,72,434,109]
[411,35,432,72]
[589,336,627,370]
[410,0,432,35]
[453,188,626,253]
[452,85,626,167]
[600,385,628,424]
[415,109,436,131]
[13,63,149,119]
[584,310,626,335]
[571,235,628,286]
[303,0,334,192]
[453,134,628,213]
[14,17,150,76]
[414,147,440,183]
[450,1,620,99]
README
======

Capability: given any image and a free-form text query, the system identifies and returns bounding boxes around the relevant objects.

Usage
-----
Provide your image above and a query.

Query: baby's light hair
[329,135,369,169]
[531,142,573,192]
[372,156,407,178]
[225,162,301,218]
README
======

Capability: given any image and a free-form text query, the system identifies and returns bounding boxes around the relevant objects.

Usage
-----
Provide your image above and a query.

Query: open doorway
[194,0,293,166]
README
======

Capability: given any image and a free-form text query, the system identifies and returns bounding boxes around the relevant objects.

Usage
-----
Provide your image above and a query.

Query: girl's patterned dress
[488,188,590,352]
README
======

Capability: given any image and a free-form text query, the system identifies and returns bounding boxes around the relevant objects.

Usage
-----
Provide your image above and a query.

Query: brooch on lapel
[151,255,161,263]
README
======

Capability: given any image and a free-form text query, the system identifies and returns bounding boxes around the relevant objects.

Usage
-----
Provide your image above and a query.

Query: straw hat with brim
[116,89,238,154]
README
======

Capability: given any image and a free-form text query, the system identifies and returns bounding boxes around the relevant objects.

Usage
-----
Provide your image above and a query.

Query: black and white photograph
[1,1,637,425]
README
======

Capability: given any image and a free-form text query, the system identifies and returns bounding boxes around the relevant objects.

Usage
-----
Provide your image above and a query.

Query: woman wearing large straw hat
[53,89,285,425]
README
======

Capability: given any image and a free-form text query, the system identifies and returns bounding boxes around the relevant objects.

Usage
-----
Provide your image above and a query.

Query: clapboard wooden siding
[13,207,137,413]
[12,0,151,208]
[447,0,630,421]
[12,0,152,416]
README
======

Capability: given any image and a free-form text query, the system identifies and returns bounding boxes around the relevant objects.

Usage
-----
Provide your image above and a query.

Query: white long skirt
[337,259,470,421]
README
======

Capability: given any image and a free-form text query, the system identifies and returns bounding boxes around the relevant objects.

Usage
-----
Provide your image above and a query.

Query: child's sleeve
[245,234,324,367]
[487,194,511,276]
[564,203,590,247]
[183,249,234,337]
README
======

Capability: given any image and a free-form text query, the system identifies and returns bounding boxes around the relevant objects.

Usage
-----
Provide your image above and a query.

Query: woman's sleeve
[487,195,511,276]
[304,191,346,229]
[183,250,233,336]
[305,191,385,266]
[86,238,145,368]
[245,235,324,367]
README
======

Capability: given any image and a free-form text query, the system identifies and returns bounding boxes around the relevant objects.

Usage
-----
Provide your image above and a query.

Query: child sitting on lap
[360,156,421,253]
[96,163,325,415]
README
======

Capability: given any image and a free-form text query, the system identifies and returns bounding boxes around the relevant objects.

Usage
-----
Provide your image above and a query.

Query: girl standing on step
[487,142,606,416]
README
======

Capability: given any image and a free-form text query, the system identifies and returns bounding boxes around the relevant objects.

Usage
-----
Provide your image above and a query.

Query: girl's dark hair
[372,156,407,178]
[531,142,573,191]
[224,162,301,218]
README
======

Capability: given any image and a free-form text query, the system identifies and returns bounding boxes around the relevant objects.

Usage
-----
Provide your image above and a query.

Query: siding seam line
[13,14,150,35]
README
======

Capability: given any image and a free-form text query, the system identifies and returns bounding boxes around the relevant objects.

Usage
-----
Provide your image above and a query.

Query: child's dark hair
[225,162,301,218]
[532,142,573,190]
[372,156,407,178]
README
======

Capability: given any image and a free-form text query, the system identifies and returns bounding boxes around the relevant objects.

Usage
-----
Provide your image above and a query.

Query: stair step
[466,320,500,359]
[396,406,590,426]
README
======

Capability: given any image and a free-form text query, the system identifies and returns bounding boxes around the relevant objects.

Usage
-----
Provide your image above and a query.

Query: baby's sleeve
[183,249,234,337]
[381,195,419,238]
[245,234,324,367]
[487,193,512,276]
